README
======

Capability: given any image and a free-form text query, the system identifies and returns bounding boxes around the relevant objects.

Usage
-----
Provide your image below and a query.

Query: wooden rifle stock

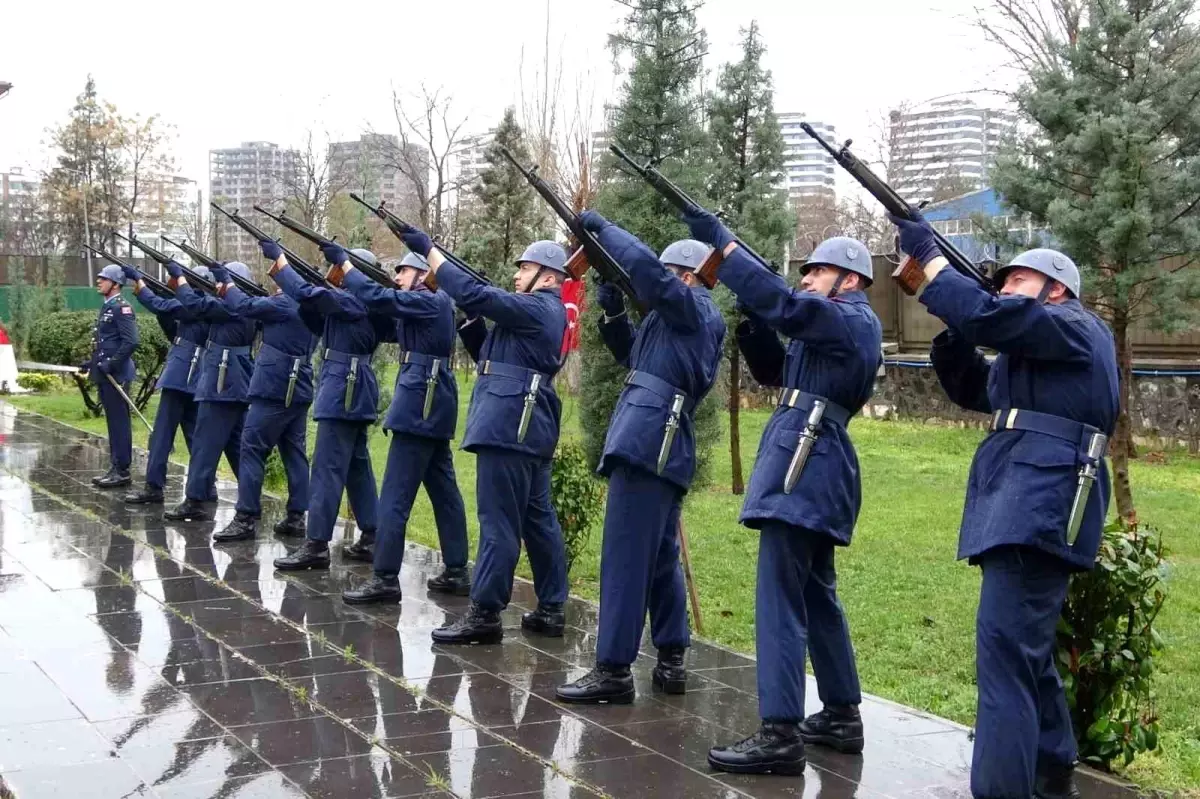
[696,248,723,290]
[564,247,589,281]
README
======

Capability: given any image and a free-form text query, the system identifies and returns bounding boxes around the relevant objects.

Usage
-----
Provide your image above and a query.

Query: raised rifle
[210,203,330,287]
[253,206,389,289]
[799,122,992,295]
[499,146,646,315]
[84,244,174,298]
[348,192,492,288]
[114,231,218,295]
[160,235,269,297]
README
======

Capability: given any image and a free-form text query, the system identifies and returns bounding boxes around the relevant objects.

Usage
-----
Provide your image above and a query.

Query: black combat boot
[163,498,211,521]
[431,603,503,645]
[555,664,635,705]
[652,646,688,695]
[342,573,402,605]
[799,704,864,754]
[91,468,116,486]
[426,566,471,596]
[708,723,807,775]
[124,484,164,505]
[342,530,375,563]
[1034,762,1081,799]
[273,510,306,537]
[273,539,330,571]
[521,602,565,637]
[213,512,257,543]
[95,469,132,489]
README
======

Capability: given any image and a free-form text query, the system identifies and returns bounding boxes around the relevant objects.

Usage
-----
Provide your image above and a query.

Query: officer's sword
[422,359,440,420]
[217,348,229,393]
[345,357,359,412]
[783,400,826,494]
[656,393,686,475]
[104,373,154,434]
[284,357,301,408]
[517,373,542,444]
[1066,432,1108,545]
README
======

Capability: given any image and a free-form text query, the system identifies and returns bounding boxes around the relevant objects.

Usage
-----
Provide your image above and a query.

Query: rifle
[348,192,492,288]
[799,123,992,295]
[114,231,218,295]
[499,147,646,314]
[253,205,387,289]
[84,244,174,298]
[160,235,269,297]
[210,203,330,287]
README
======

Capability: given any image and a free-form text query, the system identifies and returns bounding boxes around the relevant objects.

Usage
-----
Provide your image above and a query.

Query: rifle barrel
[85,244,173,297]
[161,235,268,297]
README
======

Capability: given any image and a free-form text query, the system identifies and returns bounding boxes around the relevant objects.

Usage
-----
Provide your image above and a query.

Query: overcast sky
[2,0,1016,193]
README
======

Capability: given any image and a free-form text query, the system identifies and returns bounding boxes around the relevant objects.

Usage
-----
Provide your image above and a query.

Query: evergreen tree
[985,0,1200,525]
[707,21,794,494]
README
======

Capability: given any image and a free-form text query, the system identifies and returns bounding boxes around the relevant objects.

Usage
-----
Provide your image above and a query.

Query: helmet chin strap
[828,272,846,299]
[1036,278,1054,304]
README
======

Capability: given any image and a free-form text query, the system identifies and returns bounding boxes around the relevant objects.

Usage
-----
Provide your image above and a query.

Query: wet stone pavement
[0,403,1137,799]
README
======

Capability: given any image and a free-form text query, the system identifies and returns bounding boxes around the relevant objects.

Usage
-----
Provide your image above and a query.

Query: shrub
[262,449,287,491]
[1058,519,1168,769]
[16,373,58,393]
[550,440,606,574]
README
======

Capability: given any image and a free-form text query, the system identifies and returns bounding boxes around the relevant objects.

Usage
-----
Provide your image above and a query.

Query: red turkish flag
[561,279,585,357]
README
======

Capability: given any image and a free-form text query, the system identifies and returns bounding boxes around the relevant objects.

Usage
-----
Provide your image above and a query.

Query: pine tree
[984,0,1200,526]
[707,21,794,494]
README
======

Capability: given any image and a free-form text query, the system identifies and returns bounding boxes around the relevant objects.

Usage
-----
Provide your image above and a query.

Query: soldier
[339,252,471,604]
[397,225,569,645]
[686,212,881,776]
[269,240,387,571]
[212,262,321,543]
[120,263,216,505]
[890,213,1118,799]
[555,218,725,705]
[83,264,139,489]
[162,260,258,521]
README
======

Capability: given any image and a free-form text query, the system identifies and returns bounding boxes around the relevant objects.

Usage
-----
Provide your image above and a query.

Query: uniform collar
[103,293,123,305]
[830,289,868,304]
[534,286,562,298]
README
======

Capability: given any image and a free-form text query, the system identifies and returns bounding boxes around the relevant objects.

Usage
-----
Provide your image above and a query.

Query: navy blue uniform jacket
[133,287,209,394]
[176,283,258,404]
[223,286,319,406]
[88,294,139,385]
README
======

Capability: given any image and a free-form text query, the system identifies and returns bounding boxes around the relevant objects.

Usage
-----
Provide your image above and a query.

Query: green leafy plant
[550,441,606,573]
[16,373,58,393]
[1058,519,1168,769]
[262,449,286,491]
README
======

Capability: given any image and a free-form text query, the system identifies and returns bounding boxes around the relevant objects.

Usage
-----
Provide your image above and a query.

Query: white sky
[1,0,1016,193]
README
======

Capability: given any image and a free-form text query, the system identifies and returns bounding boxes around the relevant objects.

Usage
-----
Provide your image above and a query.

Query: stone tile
[412,672,568,728]
[95,708,227,750]
[488,715,648,765]
[183,679,321,728]
[0,718,114,771]
[118,733,273,786]
[228,715,374,767]
[405,744,577,799]
[38,649,181,723]
[0,665,82,725]
[153,771,310,798]
[0,758,153,798]
[277,750,445,798]
[522,669,696,725]
[572,752,749,798]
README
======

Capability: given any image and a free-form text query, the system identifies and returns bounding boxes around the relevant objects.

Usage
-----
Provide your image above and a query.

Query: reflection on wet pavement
[0,403,1136,798]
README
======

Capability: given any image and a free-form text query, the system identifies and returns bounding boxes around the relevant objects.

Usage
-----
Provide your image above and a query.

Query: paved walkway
[0,403,1136,798]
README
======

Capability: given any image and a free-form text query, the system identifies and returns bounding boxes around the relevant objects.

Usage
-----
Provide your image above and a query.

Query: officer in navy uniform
[84,264,140,488]
[556,220,725,705]
[890,212,1118,799]
[212,261,321,543]
[339,252,471,604]
[685,212,882,776]
[162,260,258,522]
[397,225,569,644]
[121,264,217,505]
[269,241,387,571]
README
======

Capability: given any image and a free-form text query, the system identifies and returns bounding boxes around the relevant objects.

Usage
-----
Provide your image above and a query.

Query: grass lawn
[7,373,1199,793]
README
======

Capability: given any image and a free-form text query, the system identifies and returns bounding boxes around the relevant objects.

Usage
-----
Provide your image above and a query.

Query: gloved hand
[596,282,624,315]
[259,239,283,261]
[96,359,112,375]
[735,297,766,328]
[78,361,91,374]
[120,264,140,282]
[887,211,942,266]
[210,263,230,284]
[164,260,184,279]
[399,226,433,258]
[580,210,611,232]
[681,206,735,251]
[320,242,348,267]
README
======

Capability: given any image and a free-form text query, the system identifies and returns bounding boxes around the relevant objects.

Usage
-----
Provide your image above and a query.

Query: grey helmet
[96,264,125,285]
[804,236,873,285]
[516,240,569,275]
[995,248,1080,298]
[190,264,212,283]
[350,248,378,269]
[399,252,430,273]
[224,262,251,283]
[660,239,712,272]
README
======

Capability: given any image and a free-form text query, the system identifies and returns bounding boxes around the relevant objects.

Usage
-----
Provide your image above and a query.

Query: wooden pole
[677,517,703,635]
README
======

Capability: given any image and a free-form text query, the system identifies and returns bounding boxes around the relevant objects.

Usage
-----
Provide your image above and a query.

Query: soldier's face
[1000,267,1051,299]
[513,261,542,293]
[394,266,422,291]
[800,265,837,294]
[95,277,116,295]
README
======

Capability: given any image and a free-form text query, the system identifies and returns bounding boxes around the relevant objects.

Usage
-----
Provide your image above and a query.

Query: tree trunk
[1110,307,1138,528]
[729,345,745,495]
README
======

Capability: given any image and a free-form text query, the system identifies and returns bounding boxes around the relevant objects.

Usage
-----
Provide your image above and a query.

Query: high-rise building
[1,167,39,205]
[452,128,495,192]
[888,97,1017,203]
[777,113,837,202]
[209,142,299,264]
[328,133,426,219]
[126,174,200,262]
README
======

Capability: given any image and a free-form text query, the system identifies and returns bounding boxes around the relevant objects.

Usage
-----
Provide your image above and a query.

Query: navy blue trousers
[97,377,133,471]
[470,447,567,613]
[373,433,469,576]
[307,420,377,543]
[972,546,1075,798]
[145,389,200,491]
[596,464,689,666]
[184,402,246,502]
[756,522,862,722]
[236,400,310,516]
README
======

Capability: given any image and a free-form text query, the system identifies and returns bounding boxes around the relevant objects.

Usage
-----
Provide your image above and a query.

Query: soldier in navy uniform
[162,260,258,522]
[890,212,1118,799]
[269,241,388,571]
[212,262,321,542]
[684,211,882,776]
[340,252,471,604]
[120,264,216,505]
[397,225,569,645]
[556,219,725,705]
[84,264,140,488]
